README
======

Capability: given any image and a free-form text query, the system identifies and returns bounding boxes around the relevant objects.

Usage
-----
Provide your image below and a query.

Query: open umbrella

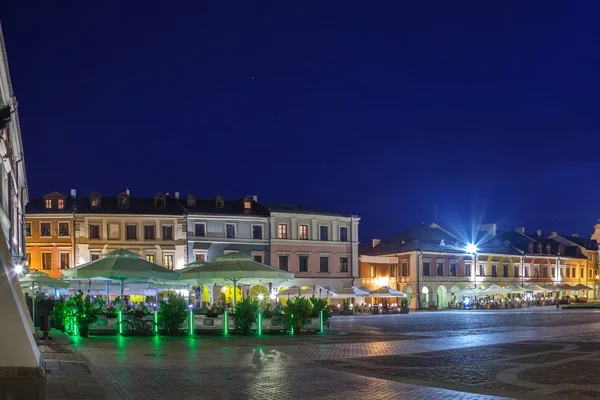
[542,285,561,292]
[62,248,179,301]
[558,283,574,290]
[524,284,546,293]
[369,286,406,298]
[278,285,335,299]
[505,284,527,294]
[480,284,508,295]
[20,271,70,324]
[460,287,483,296]
[333,286,371,299]
[178,253,294,306]
[572,283,593,291]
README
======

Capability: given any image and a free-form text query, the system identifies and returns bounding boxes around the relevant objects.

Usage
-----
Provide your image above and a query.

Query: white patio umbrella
[178,253,294,306]
[278,285,335,299]
[369,286,406,298]
[505,284,527,294]
[62,249,179,303]
[480,284,509,295]
[524,284,546,293]
[20,271,70,324]
[333,286,371,299]
[460,287,483,296]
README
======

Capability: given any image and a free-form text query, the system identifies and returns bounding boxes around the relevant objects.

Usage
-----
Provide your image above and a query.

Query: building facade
[360,223,592,309]
[25,192,75,278]
[73,190,187,270]
[267,204,360,292]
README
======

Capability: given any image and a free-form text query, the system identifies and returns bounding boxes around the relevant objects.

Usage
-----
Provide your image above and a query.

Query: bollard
[154,310,159,335]
[319,310,324,333]
[223,310,228,335]
[257,313,262,335]
[118,310,123,335]
[188,309,194,336]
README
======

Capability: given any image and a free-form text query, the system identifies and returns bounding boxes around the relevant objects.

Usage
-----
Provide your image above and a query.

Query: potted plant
[158,294,188,336]
[309,296,333,328]
[67,291,100,337]
[283,297,312,335]
[233,297,259,336]
[50,299,67,332]
[400,297,410,314]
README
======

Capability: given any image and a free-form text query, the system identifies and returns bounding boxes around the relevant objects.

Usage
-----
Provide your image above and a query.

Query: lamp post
[596,275,599,300]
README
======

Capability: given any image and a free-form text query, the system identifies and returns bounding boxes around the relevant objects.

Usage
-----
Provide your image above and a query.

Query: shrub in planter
[309,296,332,320]
[50,299,67,331]
[400,297,410,314]
[234,297,259,336]
[158,294,188,336]
[283,297,313,335]
[262,307,274,319]
[67,291,100,337]
[102,304,118,319]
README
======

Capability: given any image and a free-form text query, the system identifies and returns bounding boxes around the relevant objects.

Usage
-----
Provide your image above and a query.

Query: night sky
[2,2,600,243]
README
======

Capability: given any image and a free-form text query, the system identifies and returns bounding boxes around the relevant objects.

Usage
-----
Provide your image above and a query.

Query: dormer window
[559,245,565,255]
[243,196,252,210]
[154,193,166,209]
[546,244,551,254]
[537,243,543,253]
[57,199,64,209]
[187,194,196,207]
[118,193,129,209]
[90,193,102,209]
[440,239,445,246]
[45,199,52,209]
[528,243,534,253]
[215,195,224,209]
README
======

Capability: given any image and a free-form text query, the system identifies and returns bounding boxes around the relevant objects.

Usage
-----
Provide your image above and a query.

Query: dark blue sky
[2,1,600,242]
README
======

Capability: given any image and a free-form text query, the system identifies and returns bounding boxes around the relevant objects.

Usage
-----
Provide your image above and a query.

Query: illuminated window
[42,253,52,270]
[277,224,288,239]
[58,222,69,236]
[163,254,174,269]
[89,224,100,239]
[108,223,120,240]
[390,264,396,276]
[146,254,155,264]
[40,222,51,237]
[299,225,308,240]
[370,264,376,278]
[60,252,70,270]
[45,199,52,209]
[402,262,409,276]
[26,253,31,266]
[57,199,64,209]
[340,257,349,273]
[279,255,289,271]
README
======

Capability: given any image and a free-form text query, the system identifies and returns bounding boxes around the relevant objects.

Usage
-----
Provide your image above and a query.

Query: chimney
[573,233,579,238]
[515,227,525,234]
[550,231,558,237]
[126,187,130,196]
[479,223,497,237]
[174,192,180,199]
[70,189,76,198]
[372,239,381,247]
[252,195,258,202]
[536,229,542,236]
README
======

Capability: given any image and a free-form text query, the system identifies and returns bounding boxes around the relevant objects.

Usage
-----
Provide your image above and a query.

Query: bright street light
[466,243,478,254]
[14,263,23,274]
[258,294,264,300]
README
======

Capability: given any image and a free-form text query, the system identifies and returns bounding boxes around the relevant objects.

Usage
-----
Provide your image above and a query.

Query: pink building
[266,204,360,292]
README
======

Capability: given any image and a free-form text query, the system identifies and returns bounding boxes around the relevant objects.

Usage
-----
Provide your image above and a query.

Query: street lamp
[466,243,478,288]
[596,275,599,300]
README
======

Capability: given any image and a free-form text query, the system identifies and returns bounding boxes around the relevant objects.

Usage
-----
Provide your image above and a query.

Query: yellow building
[25,192,75,279]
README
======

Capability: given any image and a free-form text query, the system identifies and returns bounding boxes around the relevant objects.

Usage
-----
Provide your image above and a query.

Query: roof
[483,230,587,259]
[74,195,184,215]
[184,198,270,217]
[264,203,352,217]
[361,225,467,256]
[26,196,75,214]
[562,235,599,251]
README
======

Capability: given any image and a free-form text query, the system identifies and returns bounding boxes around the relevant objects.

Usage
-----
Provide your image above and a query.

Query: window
[194,223,206,237]
[25,223,31,237]
[390,264,396,277]
[91,253,101,261]
[299,255,308,272]
[526,266,531,278]
[26,253,31,267]
[450,262,456,276]
[551,268,556,278]
[42,253,52,270]
[572,268,576,278]
[596,269,599,277]
[144,225,155,240]
[340,257,349,273]
[57,198,64,209]
[320,226,328,241]
[299,225,308,240]
[163,254,174,269]
[339,226,348,242]
[590,269,593,278]
[277,224,288,239]
[370,264,376,278]
[252,225,263,240]
[491,265,497,278]
[162,225,174,240]
[126,224,137,240]
[194,253,206,262]
[543,266,548,278]
[478,264,485,277]
[581,268,585,278]
[503,264,509,277]
[279,255,289,271]
[423,262,430,276]
[401,262,409,276]
[253,255,263,263]
[465,263,471,276]
[60,253,70,270]
[226,224,235,239]
[45,199,52,209]
[436,262,444,276]
[187,195,196,207]
[319,257,329,272]
[514,266,519,277]
[118,196,128,209]
[58,222,69,237]
[566,268,570,278]
[91,197,101,208]
[108,223,119,240]
[560,268,564,278]
[40,222,51,237]
[146,254,155,264]
[89,224,100,239]
[155,198,166,209]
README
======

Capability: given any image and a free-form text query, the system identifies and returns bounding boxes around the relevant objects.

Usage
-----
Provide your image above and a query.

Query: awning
[193,242,211,250]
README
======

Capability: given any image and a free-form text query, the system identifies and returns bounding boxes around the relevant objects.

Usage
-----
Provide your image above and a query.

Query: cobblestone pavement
[67,308,600,400]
